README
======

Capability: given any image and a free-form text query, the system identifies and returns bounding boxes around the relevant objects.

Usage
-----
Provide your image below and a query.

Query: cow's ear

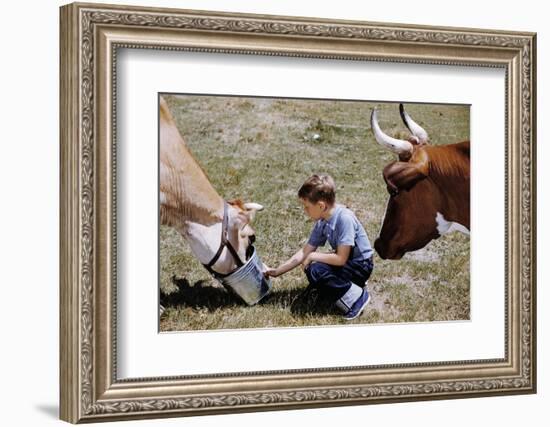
[245,203,264,221]
[243,202,264,212]
[383,151,429,193]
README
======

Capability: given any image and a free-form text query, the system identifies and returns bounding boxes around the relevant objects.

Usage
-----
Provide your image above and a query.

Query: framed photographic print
[60,2,536,423]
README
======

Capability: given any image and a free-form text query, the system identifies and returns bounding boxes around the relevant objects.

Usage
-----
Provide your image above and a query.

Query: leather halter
[202,202,245,280]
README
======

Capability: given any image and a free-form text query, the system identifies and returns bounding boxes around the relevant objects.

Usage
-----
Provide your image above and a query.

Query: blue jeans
[304,257,374,304]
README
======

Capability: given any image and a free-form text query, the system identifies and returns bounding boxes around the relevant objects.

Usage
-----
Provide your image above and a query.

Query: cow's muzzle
[374,238,404,260]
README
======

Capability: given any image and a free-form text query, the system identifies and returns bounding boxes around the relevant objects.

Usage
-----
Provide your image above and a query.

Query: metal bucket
[220,247,272,306]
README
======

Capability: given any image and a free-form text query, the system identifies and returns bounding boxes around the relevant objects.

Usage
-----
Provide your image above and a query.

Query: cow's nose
[375,238,404,260]
[249,235,256,244]
[374,238,387,260]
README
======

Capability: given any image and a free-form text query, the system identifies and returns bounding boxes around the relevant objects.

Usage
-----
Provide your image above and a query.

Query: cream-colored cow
[159,96,264,279]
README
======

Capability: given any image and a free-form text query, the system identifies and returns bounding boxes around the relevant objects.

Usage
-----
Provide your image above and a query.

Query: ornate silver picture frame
[60,2,536,423]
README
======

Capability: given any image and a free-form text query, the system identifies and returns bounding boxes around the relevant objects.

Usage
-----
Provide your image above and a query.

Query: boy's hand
[264,268,281,278]
[263,264,281,278]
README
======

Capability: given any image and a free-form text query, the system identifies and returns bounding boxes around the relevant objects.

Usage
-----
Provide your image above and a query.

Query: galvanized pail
[221,247,272,306]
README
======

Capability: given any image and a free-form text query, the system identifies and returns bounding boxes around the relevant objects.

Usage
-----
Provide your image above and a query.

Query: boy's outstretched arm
[265,244,317,278]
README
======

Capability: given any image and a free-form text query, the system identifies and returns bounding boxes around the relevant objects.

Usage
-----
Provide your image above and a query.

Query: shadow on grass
[161,276,337,318]
[161,276,241,312]
[260,286,337,317]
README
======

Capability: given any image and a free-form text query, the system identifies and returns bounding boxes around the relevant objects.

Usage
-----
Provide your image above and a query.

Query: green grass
[160,95,470,332]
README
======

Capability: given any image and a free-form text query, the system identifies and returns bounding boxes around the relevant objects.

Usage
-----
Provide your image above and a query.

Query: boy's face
[300,198,326,221]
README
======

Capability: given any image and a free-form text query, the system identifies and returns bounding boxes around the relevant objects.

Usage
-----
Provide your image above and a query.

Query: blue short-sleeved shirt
[307,204,374,261]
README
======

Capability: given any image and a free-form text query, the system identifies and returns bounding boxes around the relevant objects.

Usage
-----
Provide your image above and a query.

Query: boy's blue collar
[322,204,343,230]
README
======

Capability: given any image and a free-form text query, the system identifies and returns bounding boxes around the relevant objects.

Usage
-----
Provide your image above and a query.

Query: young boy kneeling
[265,174,374,320]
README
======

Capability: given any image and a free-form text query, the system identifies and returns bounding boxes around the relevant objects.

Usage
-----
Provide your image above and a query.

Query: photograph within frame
[60,3,536,423]
[159,93,471,332]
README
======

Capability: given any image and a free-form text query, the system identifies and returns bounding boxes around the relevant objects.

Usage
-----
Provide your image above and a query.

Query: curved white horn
[370,108,413,155]
[243,202,264,211]
[399,103,429,144]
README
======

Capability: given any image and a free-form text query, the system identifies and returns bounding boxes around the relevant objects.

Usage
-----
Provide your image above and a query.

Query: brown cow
[159,96,264,275]
[371,104,470,260]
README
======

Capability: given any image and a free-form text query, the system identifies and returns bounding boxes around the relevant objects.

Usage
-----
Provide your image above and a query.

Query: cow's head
[226,199,264,263]
[371,104,440,260]
[159,96,267,270]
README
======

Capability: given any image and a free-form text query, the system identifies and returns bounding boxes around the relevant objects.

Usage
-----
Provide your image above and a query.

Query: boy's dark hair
[298,174,336,205]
